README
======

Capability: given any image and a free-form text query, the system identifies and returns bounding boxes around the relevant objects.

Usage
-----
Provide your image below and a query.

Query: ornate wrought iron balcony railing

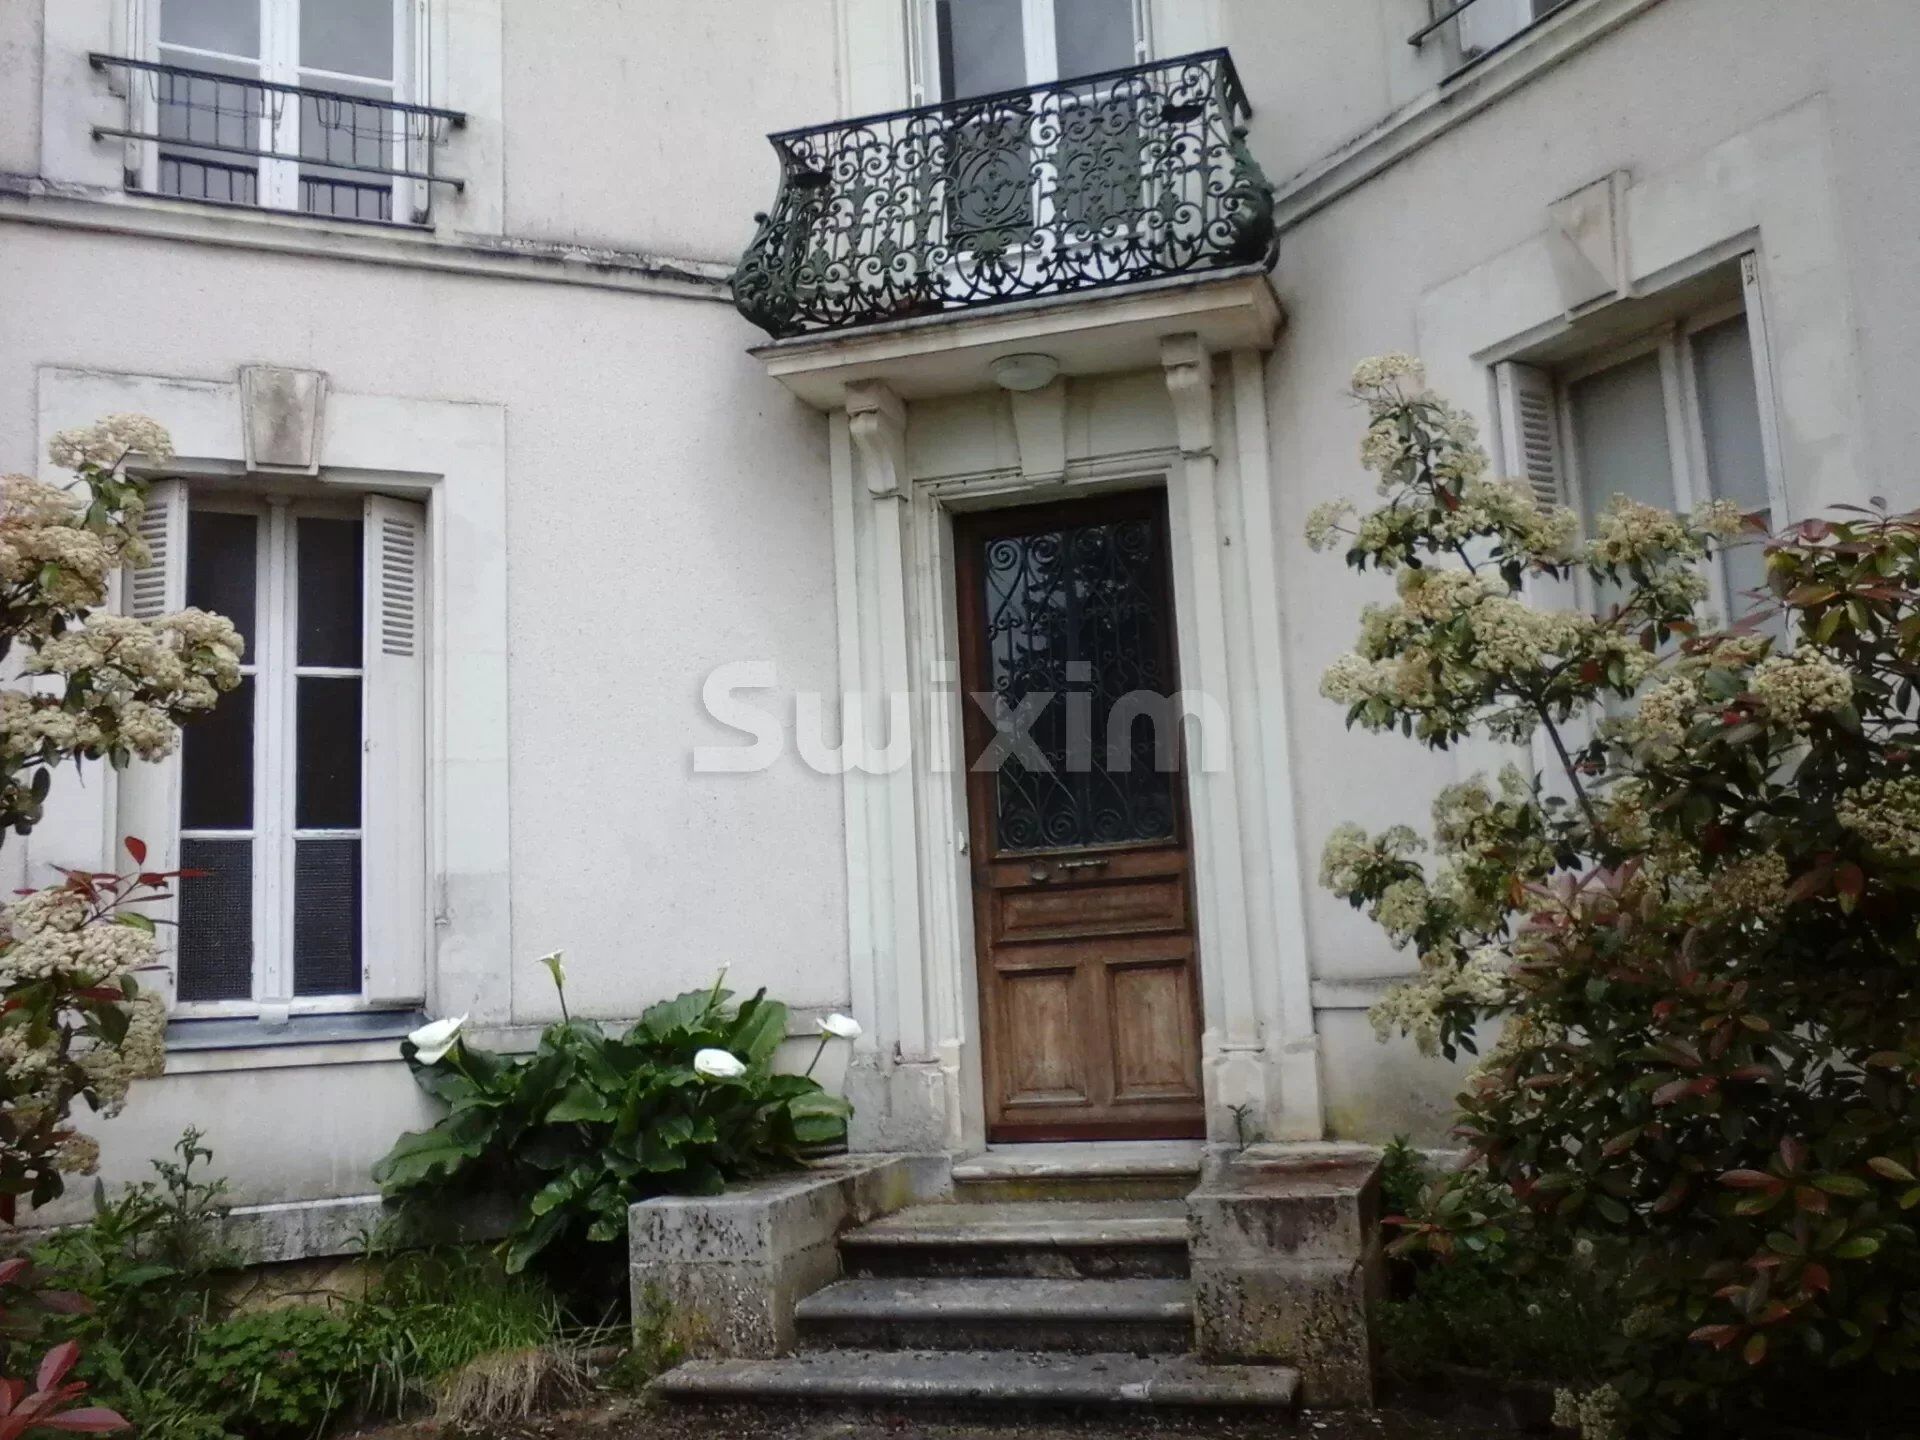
[732,49,1276,341]
[89,54,465,224]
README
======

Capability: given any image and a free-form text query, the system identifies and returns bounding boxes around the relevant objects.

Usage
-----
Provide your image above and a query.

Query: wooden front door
[955,491,1205,1142]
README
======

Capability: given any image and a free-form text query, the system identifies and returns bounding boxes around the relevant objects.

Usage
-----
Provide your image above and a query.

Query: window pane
[1693,315,1772,620]
[938,0,1026,98]
[296,676,362,828]
[177,837,253,1001]
[293,838,361,996]
[1569,350,1674,525]
[301,0,394,79]
[1055,0,1136,80]
[182,674,253,829]
[161,0,260,58]
[187,510,258,645]
[296,517,363,667]
[155,54,264,203]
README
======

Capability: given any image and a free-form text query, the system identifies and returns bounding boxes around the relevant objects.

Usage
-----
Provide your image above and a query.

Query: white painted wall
[6,0,1920,1218]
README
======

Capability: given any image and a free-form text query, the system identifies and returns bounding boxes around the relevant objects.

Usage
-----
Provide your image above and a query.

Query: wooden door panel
[956,492,1206,1142]
[1108,956,1203,1104]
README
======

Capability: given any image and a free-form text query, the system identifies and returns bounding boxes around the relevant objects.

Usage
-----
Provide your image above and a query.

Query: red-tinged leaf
[37,1341,81,1392]
[1836,863,1866,909]
[1784,866,1834,904]
[1721,1170,1786,1192]
[70,988,126,1004]
[1,1376,23,1416]
[1744,1332,1769,1366]
[1780,1136,1809,1173]
[122,837,146,866]
[35,1291,92,1316]
[1786,584,1839,606]
[1865,1052,1909,1070]
[1869,1157,1917,1183]
[1690,1324,1744,1350]
[1801,1263,1832,1294]
[40,1408,130,1434]
[1654,1078,1697,1107]
[1795,1186,1830,1215]
[1653,1178,1692,1214]
[0,1257,30,1288]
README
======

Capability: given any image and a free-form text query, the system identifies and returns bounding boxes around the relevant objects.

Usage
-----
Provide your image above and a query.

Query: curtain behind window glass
[1055,0,1136,80]
[1570,350,1672,616]
[1692,316,1772,624]
[938,0,1027,98]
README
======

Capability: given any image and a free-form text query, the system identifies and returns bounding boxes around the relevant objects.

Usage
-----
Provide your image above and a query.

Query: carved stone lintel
[1547,170,1630,314]
[845,380,908,499]
[239,366,329,474]
[1161,333,1216,458]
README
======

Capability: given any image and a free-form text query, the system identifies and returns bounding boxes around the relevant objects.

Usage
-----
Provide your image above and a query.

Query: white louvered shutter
[361,495,429,1006]
[1496,361,1566,509]
[118,480,189,1008]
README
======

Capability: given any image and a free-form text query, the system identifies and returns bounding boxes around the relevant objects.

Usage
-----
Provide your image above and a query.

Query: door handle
[1056,857,1111,872]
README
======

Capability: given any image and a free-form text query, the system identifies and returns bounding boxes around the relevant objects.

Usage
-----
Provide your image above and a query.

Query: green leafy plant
[1314,355,1920,1436]
[177,1307,371,1440]
[373,964,852,1271]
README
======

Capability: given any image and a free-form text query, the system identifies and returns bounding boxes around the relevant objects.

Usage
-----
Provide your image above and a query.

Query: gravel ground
[356,1395,1519,1440]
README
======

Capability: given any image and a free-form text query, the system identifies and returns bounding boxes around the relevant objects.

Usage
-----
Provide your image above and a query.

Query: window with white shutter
[119,487,429,1014]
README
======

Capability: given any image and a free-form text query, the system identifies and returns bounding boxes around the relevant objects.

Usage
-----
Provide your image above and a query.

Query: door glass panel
[188,510,258,648]
[977,509,1177,852]
[937,0,1027,98]
[161,0,260,58]
[155,52,265,204]
[301,0,394,79]
[177,838,254,1001]
[296,676,362,828]
[1054,0,1136,79]
[182,676,254,829]
[293,838,361,995]
[1692,315,1772,621]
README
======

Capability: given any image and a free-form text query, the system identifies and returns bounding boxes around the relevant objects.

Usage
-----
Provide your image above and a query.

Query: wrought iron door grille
[89,53,465,225]
[732,49,1276,340]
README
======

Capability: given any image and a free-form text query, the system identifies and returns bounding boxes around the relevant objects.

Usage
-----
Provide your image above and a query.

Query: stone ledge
[628,1153,948,1359]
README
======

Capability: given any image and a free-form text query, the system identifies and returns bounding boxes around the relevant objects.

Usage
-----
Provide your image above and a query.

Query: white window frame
[912,0,1152,103]
[1554,285,1786,623]
[130,0,417,220]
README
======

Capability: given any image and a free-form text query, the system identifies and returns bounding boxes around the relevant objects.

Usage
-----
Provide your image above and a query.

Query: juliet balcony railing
[89,54,465,224]
[731,49,1277,341]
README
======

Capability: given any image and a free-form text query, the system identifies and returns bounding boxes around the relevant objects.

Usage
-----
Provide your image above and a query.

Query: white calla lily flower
[818,1013,862,1040]
[693,1047,746,1080]
[407,1014,467,1065]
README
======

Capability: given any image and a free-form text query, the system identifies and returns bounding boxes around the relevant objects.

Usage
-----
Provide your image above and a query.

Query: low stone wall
[1188,1142,1384,1407]
[627,1154,948,1358]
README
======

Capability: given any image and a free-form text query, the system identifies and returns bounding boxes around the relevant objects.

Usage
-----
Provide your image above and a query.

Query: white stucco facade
[3,0,1918,1229]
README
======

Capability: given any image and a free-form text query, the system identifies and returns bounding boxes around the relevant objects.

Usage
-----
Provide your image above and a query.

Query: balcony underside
[748,264,1282,411]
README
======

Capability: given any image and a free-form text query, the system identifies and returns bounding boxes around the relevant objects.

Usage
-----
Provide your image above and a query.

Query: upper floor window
[122,484,429,1017]
[931,0,1146,98]
[1411,0,1575,74]
[92,0,464,224]
[1497,258,1785,628]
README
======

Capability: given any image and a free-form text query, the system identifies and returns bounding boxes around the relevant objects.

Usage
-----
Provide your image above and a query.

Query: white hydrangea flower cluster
[1711,851,1790,915]
[1552,1385,1628,1440]
[1368,947,1513,1055]
[0,476,133,613]
[1836,776,1920,861]
[1585,496,1705,569]
[77,991,166,1115]
[1749,650,1852,730]
[1350,353,1426,393]
[46,414,175,471]
[1304,498,1356,551]
[1319,822,1422,898]
[0,883,155,987]
[1629,675,1701,750]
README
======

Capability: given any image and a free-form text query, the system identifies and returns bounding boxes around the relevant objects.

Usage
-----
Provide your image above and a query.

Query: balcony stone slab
[747,264,1283,411]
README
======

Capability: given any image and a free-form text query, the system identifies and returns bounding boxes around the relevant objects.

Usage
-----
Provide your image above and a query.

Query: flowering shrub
[1315,356,1920,1435]
[373,962,854,1272]
[2,418,245,1435]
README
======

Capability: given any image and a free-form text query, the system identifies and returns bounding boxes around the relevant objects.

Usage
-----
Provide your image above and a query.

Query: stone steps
[839,1200,1191,1279]
[652,1348,1301,1412]
[949,1141,1204,1204]
[794,1275,1192,1355]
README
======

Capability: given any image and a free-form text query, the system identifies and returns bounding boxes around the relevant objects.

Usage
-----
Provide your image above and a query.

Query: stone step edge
[795,1278,1192,1324]
[841,1223,1189,1248]
[651,1351,1300,1410]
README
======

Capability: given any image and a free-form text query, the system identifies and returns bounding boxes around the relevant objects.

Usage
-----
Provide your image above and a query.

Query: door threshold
[953,1140,1206,1182]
